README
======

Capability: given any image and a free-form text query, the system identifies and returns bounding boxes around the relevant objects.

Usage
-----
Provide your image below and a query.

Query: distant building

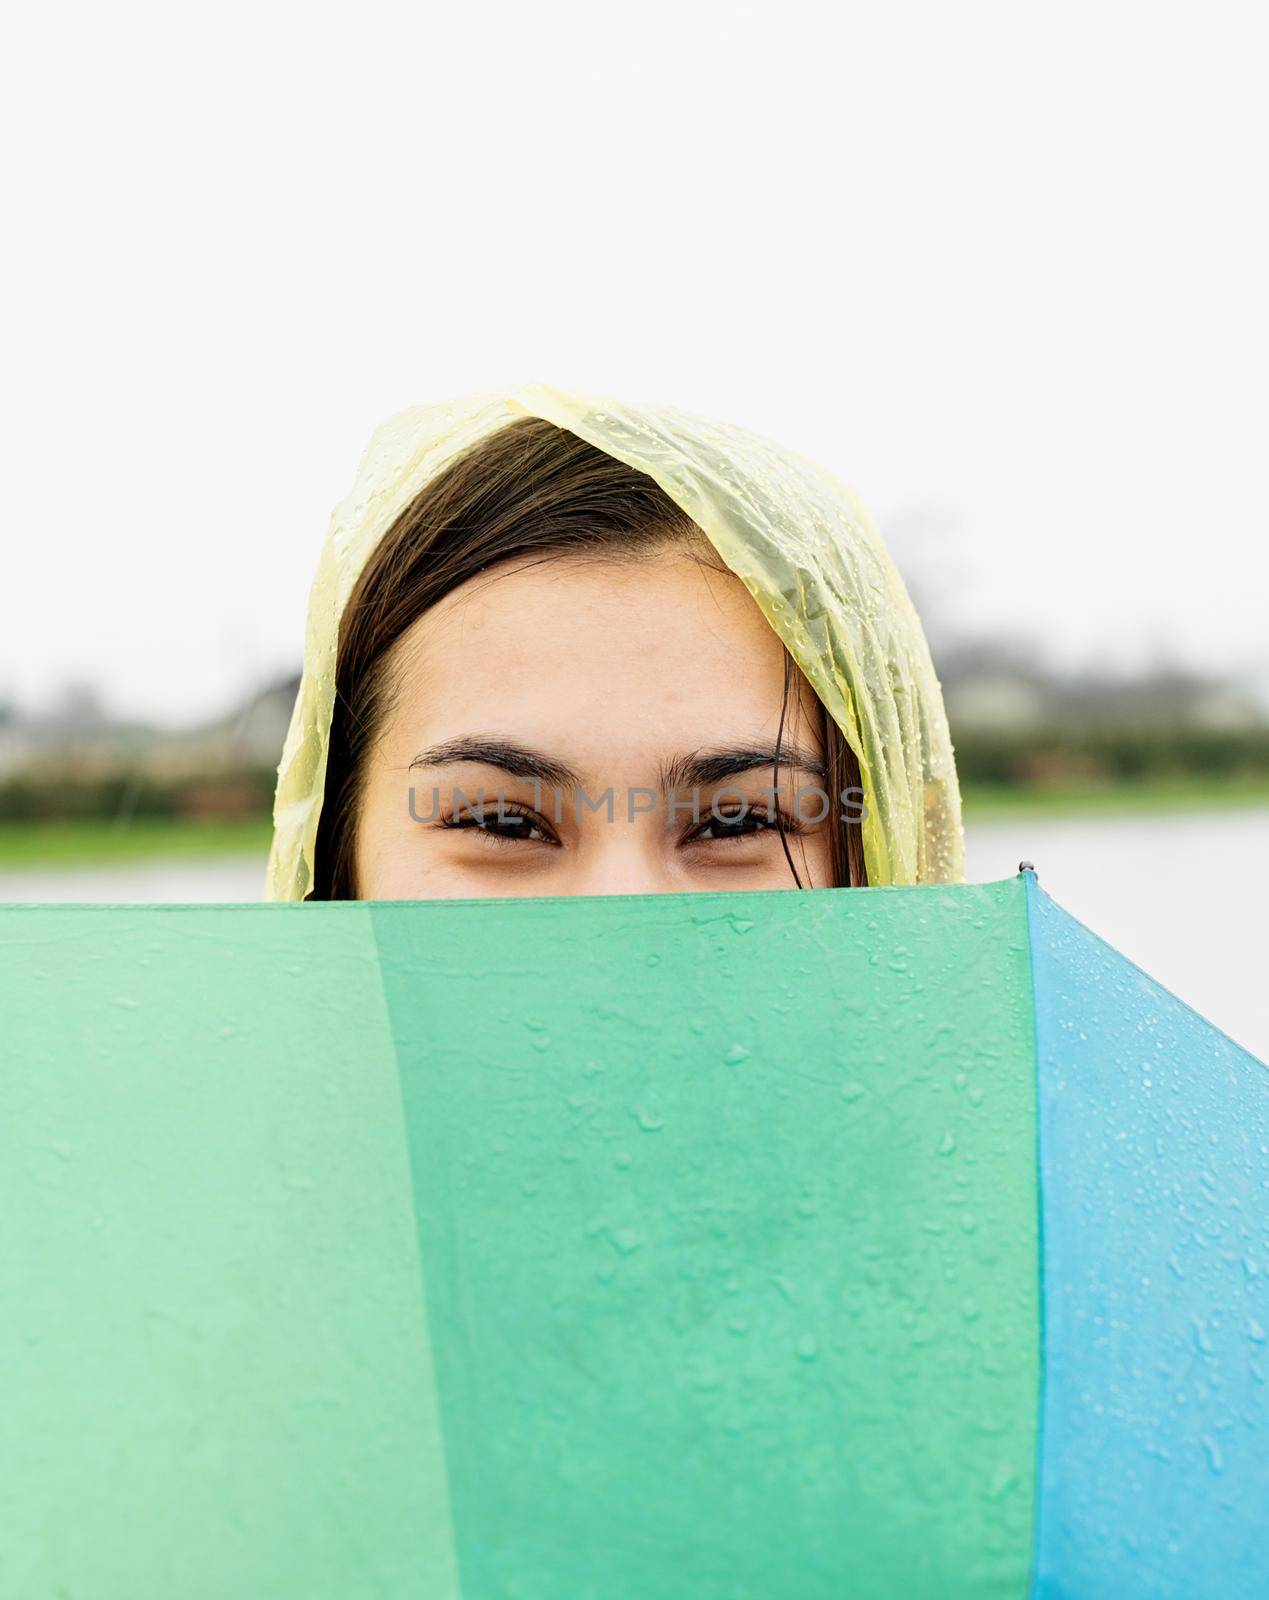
[0,672,301,784]
[937,643,1267,734]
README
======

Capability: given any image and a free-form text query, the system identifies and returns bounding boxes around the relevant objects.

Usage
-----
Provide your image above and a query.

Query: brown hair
[310,415,867,898]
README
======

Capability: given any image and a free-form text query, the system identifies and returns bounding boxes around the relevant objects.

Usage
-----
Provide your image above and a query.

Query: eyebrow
[408,737,584,789]
[408,736,827,794]
[660,744,827,791]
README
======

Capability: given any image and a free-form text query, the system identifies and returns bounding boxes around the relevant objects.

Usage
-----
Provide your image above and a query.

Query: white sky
[3,1,1266,726]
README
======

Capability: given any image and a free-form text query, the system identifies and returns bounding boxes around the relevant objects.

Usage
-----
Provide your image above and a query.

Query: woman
[265,384,963,900]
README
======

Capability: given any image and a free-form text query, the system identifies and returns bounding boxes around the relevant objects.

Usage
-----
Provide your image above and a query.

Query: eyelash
[681,806,801,846]
[439,803,560,846]
[438,802,802,847]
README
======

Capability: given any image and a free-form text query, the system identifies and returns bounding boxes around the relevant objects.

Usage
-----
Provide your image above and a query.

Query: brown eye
[685,808,785,844]
[444,805,558,845]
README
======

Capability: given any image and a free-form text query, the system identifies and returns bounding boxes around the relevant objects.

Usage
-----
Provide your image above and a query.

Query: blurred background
[3,3,1266,1055]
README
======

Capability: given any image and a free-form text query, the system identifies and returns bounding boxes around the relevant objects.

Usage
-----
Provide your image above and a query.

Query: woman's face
[353,549,834,899]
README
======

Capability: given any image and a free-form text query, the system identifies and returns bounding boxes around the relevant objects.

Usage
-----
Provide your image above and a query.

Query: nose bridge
[569,790,678,897]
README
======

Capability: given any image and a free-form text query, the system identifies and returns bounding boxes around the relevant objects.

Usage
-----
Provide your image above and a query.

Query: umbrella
[1,869,1265,1598]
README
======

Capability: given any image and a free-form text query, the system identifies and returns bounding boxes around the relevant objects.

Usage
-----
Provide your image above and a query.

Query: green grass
[2,776,1268,869]
[0,816,274,868]
[961,775,1269,821]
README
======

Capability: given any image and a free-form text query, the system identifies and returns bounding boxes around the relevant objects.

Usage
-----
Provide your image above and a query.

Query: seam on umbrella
[368,903,466,1600]
[1022,870,1050,1600]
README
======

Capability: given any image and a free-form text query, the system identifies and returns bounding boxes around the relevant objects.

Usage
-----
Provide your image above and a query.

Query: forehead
[381,550,815,740]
